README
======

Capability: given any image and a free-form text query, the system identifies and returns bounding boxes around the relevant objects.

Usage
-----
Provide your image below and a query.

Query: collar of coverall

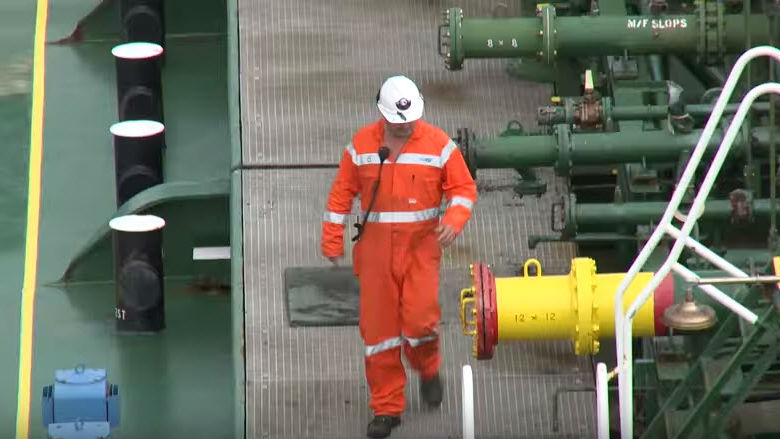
[373,118,425,144]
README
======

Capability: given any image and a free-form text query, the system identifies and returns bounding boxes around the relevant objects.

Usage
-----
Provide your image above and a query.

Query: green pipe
[467,126,771,174]
[472,134,557,169]
[443,8,771,69]
[572,199,776,227]
[677,55,726,88]
[648,55,665,81]
[743,0,755,195]
[770,14,779,240]
[537,101,772,125]
[611,102,771,120]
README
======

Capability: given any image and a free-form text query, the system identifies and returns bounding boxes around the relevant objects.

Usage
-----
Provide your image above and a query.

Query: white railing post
[596,363,611,439]
[462,365,475,439]
[610,46,780,439]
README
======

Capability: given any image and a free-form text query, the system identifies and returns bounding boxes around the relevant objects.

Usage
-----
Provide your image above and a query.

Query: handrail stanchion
[610,46,780,439]
[596,363,610,439]
[462,365,475,439]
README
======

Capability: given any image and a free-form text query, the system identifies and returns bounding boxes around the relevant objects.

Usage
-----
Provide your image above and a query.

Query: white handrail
[672,263,759,323]
[596,363,610,439]
[609,45,780,439]
[618,80,780,439]
[665,225,750,277]
[462,365,475,439]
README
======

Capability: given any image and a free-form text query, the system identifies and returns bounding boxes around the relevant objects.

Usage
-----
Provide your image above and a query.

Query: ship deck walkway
[238,1,595,437]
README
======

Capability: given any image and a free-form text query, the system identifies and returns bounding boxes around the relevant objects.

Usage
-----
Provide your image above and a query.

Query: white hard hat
[376,75,424,124]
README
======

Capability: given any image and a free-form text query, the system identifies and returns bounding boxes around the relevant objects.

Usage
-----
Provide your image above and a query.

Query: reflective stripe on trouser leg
[358,229,406,415]
[404,333,440,380]
[364,345,406,415]
[403,334,440,380]
[405,334,437,347]
[400,230,442,380]
[365,337,403,356]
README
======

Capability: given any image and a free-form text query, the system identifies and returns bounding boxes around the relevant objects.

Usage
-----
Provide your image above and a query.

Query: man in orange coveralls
[321,75,477,438]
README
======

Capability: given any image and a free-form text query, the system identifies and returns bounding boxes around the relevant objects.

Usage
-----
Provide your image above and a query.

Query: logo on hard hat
[395,98,411,111]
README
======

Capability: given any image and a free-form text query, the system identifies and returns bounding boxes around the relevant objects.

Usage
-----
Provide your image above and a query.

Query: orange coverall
[321,120,477,415]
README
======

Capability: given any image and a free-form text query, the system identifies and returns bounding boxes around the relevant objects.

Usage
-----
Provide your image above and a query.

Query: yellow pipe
[461,258,673,358]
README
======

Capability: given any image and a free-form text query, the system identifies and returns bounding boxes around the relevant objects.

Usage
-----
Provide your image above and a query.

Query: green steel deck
[1,0,235,437]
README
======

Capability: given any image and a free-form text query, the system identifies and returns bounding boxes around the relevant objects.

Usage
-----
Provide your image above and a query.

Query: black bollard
[110,120,165,207]
[109,214,166,333]
[119,0,165,49]
[112,42,164,123]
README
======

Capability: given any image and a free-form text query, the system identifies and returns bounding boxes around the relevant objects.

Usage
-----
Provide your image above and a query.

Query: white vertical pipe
[462,365,475,439]
[596,363,610,439]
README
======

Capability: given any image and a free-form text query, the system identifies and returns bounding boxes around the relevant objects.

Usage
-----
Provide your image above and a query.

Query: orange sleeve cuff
[441,205,472,234]
[321,222,346,258]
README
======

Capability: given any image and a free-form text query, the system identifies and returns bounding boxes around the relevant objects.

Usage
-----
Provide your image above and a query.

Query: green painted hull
[0,0,240,437]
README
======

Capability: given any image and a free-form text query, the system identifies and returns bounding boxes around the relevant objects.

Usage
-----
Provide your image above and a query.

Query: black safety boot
[421,373,443,408]
[366,415,401,438]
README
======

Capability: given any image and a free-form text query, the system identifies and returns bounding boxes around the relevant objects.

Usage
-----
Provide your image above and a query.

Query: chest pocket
[397,165,442,208]
[356,164,381,205]
[357,165,379,183]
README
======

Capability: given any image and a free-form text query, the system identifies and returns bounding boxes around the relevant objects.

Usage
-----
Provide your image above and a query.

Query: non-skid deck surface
[239,1,593,437]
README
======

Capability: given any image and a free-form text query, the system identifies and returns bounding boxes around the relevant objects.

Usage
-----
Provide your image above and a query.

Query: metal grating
[238,0,551,165]
[238,0,593,437]
[242,170,590,439]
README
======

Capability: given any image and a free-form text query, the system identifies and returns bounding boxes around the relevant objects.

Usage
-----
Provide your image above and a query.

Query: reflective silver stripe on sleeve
[404,334,438,347]
[346,143,357,164]
[447,196,474,210]
[395,153,442,168]
[440,140,458,166]
[323,211,348,224]
[365,336,404,356]
[362,207,440,223]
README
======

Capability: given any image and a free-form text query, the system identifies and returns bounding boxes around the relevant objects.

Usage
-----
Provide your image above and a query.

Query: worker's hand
[435,224,457,247]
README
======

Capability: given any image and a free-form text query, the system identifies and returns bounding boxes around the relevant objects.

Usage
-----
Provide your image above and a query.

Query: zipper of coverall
[388,135,416,282]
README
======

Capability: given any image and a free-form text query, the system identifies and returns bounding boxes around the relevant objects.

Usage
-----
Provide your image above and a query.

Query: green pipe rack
[457,124,775,177]
[439,6,771,69]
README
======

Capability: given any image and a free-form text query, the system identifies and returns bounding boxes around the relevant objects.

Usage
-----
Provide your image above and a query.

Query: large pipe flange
[455,127,477,179]
[460,263,498,359]
[439,8,464,71]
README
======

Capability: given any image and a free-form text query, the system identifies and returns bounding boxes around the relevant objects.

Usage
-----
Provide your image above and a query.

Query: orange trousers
[355,223,441,416]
